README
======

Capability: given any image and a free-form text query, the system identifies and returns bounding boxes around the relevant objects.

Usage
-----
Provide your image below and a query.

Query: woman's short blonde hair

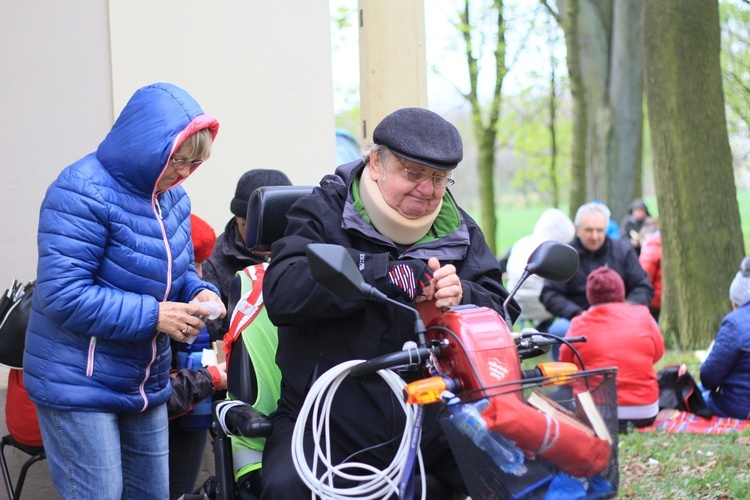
[177,128,213,160]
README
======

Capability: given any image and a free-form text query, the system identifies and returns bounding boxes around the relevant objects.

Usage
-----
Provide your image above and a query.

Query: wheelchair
[205,185,466,500]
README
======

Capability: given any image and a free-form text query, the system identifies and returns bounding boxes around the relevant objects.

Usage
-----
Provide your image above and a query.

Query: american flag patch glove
[388,260,433,302]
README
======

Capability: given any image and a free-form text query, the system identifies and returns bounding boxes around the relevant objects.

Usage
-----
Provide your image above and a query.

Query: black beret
[230,169,292,217]
[372,108,463,171]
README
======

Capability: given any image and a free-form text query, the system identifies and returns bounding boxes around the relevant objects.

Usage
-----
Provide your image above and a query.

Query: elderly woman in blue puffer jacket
[700,257,750,421]
[23,82,225,500]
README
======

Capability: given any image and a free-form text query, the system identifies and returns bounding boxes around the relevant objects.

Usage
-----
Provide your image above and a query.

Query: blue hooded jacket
[24,83,220,412]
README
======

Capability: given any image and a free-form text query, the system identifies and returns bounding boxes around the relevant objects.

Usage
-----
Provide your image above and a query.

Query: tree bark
[559,0,587,220]
[607,0,644,223]
[557,0,644,223]
[460,0,507,253]
[644,0,743,348]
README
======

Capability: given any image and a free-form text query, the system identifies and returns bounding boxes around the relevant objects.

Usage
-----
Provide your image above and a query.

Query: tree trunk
[644,0,743,348]
[578,0,613,205]
[459,0,506,254]
[558,0,643,222]
[560,0,587,220]
[547,18,560,209]
[607,0,644,223]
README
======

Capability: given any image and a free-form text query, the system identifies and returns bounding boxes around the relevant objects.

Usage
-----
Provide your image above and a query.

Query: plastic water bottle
[448,398,527,475]
[175,325,213,431]
[186,301,222,344]
[190,300,222,321]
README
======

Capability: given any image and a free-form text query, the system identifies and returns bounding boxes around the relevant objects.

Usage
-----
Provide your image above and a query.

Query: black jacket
[263,161,517,453]
[540,236,654,319]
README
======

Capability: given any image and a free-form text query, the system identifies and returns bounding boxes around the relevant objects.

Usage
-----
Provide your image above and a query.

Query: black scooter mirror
[306,243,369,299]
[502,240,579,329]
[524,240,579,283]
[306,243,427,342]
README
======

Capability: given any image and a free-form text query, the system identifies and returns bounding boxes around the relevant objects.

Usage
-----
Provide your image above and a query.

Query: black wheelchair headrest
[245,185,314,252]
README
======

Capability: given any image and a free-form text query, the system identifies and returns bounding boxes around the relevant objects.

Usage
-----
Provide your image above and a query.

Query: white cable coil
[291,359,426,499]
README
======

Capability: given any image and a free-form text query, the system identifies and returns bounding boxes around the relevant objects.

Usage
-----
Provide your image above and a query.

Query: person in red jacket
[559,267,665,432]
[638,218,662,321]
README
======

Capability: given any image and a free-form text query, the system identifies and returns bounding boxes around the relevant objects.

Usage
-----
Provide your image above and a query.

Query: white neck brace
[358,165,441,245]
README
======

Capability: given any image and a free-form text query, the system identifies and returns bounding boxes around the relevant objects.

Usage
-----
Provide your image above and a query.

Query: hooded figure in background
[620,199,651,254]
[23,82,224,499]
[506,208,575,329]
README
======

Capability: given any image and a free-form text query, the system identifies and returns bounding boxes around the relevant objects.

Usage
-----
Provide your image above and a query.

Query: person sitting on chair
[202,169,292,341]
[260,107,518,499]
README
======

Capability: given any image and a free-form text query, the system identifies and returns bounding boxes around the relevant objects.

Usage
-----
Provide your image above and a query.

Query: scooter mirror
[525,241,579,283]
[306,243,370,299]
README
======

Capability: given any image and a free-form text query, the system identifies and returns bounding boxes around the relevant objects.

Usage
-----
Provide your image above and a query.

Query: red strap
[223,264,267,366]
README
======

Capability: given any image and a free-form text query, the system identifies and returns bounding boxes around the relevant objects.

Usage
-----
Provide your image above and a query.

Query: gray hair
[362,143,390,165]
[574,202,611,226]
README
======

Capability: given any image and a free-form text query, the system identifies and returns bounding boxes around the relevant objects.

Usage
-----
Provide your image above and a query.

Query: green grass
[618,351,750,499]
[618,431,749,499]
[520,350,749,498]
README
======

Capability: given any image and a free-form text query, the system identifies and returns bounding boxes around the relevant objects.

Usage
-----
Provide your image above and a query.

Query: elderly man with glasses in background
[259,107,518,499]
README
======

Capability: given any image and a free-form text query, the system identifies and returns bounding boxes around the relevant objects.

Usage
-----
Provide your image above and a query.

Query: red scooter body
[423,305,523,401]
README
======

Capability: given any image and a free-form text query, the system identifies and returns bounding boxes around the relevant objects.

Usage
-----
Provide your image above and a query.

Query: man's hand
[418,257,463,309]
[388,259,433,302]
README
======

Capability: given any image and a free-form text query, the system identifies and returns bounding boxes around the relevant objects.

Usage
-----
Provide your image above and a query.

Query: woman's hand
[192,289,227,319]
[157,301,207,343]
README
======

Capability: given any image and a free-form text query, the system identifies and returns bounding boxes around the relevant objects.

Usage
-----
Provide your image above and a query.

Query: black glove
[388,260,433,302]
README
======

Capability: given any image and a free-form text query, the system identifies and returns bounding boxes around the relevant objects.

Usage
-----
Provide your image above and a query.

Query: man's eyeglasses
[393,155,455,188]
[170,157,204,170]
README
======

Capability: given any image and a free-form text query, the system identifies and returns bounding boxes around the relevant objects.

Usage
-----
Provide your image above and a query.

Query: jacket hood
[628,199,650,215]
[533,208,575,243]
[96,82,219,197]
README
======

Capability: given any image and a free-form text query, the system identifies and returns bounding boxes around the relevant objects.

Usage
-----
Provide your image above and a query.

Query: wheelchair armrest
[212,400,273,438]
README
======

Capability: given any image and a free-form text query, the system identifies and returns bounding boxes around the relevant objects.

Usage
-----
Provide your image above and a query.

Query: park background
[2,1,749,347]
[1,2,749,498]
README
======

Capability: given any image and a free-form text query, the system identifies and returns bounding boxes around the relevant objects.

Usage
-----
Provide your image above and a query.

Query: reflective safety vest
[223,263,281,479]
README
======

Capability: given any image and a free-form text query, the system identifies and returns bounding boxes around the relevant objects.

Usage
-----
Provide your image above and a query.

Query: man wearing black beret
[260,108,519,498]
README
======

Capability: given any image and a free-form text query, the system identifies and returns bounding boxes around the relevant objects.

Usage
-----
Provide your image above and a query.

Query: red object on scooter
[481,395,611,477]
[423,305,524,400]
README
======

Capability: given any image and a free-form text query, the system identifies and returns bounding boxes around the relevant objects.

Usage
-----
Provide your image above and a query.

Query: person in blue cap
[259,107,519,499]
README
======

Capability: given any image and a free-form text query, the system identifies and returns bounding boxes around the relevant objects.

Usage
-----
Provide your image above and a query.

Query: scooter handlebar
[350,346,434,377]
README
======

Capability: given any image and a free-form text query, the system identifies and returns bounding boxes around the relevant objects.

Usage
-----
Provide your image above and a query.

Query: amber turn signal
[403,376,462,405]
[536,362,578,386]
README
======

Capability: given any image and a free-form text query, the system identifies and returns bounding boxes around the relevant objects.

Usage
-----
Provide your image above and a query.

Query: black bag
[0,279,35,369]
[657,364,713,418]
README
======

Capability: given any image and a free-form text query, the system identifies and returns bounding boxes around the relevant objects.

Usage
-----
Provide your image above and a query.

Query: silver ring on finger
[181,327,188,335]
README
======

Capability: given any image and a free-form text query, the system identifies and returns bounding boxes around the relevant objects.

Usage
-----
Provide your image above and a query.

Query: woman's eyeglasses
[393,155,455,188]
[170,157,204,170]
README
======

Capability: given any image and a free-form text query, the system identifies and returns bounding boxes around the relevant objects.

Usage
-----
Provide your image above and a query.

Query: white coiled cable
[291,359,426,500]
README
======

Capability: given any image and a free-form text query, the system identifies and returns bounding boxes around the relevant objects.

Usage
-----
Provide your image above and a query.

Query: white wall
[0,1,336,287]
